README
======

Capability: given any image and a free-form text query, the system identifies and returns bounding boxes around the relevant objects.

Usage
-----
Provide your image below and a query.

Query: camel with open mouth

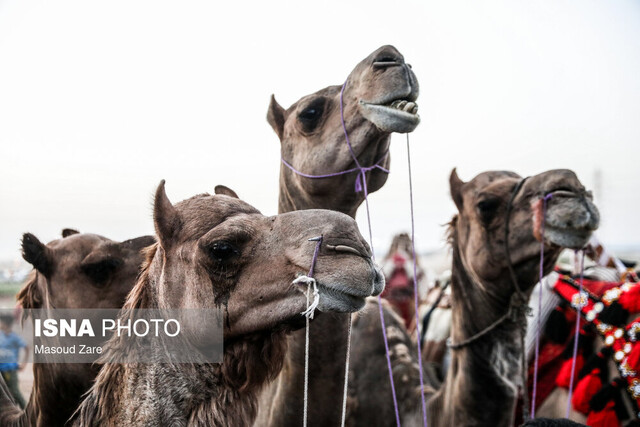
[258,45,430,426]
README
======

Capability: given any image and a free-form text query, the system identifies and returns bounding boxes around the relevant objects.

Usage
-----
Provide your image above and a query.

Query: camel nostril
[373,56,402,68]
[326,244,364,257]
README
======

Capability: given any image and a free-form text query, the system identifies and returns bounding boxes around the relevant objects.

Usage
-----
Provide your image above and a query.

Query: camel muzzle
[543,189,600,249]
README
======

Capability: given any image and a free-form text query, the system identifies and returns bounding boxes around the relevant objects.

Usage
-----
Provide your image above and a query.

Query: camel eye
[297,99,325,132]
[476,199,500,223]
[207,241,240,262]
[81,258,122,287]
[299,108,319,121]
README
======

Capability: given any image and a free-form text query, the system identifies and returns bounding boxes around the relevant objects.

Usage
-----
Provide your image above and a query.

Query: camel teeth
[385,99,418,114]
[403,102,415,112]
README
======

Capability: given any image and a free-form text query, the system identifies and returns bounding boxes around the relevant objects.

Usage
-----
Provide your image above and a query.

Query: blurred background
[1,0,638,287]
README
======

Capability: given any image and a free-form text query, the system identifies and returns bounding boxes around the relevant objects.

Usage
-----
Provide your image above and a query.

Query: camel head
[150,182,384,339]
[449,168,600,297]
[18,230,154,310]
[268,45,420,216]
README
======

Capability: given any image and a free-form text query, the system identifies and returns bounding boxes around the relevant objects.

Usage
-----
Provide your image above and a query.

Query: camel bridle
[447,177,533,419]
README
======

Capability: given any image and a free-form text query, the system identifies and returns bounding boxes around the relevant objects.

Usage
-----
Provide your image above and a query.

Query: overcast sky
[0,0,638,262]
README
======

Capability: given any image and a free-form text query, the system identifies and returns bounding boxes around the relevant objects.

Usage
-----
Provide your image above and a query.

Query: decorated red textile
[556,353,584,388]
[550,276,640,421]
[572,369,602,414]
[585,401,619,427]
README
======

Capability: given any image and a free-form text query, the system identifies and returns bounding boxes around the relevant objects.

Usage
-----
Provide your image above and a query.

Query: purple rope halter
[337,80,402,427]
[281,78,404,426]
[281,154,390,193]
[307,235,323,277]
[530,193,553,418]
[406,133,429,426]
[566,250,586,418]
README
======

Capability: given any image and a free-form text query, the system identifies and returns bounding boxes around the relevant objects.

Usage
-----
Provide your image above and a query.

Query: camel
[258,45,429,427]
[0,229,154,427]
[73,181,384,426]
[269,44,419,218]
[425,168,599,426]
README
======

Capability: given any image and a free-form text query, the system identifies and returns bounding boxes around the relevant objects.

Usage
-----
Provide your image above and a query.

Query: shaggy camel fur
[73,182,383,426]
[0,229,154,427]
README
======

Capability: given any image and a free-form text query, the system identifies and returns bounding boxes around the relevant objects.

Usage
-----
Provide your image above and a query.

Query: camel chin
[317,289,367,312]
[316,272,384,312]
[359,100,421,133]
[544,226,594,250]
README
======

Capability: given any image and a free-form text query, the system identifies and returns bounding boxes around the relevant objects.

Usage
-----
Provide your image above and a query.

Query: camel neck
[434,242,524,426]
[264,314,350,426]
[277,172,359,218]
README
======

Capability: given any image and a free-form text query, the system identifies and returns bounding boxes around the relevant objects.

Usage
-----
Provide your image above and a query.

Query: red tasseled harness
[536,272,640,425]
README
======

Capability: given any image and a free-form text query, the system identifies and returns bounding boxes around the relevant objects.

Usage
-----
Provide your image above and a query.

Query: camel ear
[153,180,181,249]
[21,233,53,276]
[62,228,79,238]
[214,185,239,199]
[449,168,465,211]
[267,94,286,140]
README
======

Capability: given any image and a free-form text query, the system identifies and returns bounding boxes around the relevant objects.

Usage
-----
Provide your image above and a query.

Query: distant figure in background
[0,314,28,408]
[380,233,424,331]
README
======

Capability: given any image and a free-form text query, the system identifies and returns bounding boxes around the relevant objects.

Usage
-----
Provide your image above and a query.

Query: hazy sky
[1,0,639,262]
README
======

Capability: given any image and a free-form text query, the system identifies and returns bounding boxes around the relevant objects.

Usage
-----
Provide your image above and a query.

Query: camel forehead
[175,194,263,238]
[47,233,112,255]
[464,171,522,195]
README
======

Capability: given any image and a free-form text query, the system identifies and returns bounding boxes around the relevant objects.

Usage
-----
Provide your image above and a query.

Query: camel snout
[371,263,385,296]
[543,193,600,249]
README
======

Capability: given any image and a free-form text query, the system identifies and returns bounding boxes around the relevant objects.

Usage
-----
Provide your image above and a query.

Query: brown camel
[73,181,383,426]
[269,44,419,218]
[258,45,429,427]
[0,229,154,427]
[425,169,599,426]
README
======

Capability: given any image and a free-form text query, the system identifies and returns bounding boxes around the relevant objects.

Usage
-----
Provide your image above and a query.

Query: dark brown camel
[0,229,154,427]
[73,182,383,426]
[425,169,599,426]
[258,45,429,427]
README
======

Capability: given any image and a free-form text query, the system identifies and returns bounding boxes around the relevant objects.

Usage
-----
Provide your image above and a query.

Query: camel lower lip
[359,102,421,133]
[316,283,367,313]
[362,103,420,119]
[544,225,592,249]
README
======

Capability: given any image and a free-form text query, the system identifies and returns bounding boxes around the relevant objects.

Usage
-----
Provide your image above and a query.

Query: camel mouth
[541,190,600,249]
[315,282,368,312]
[544,225,593,250]
[377,99,419,115]
[359,99,421,133]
